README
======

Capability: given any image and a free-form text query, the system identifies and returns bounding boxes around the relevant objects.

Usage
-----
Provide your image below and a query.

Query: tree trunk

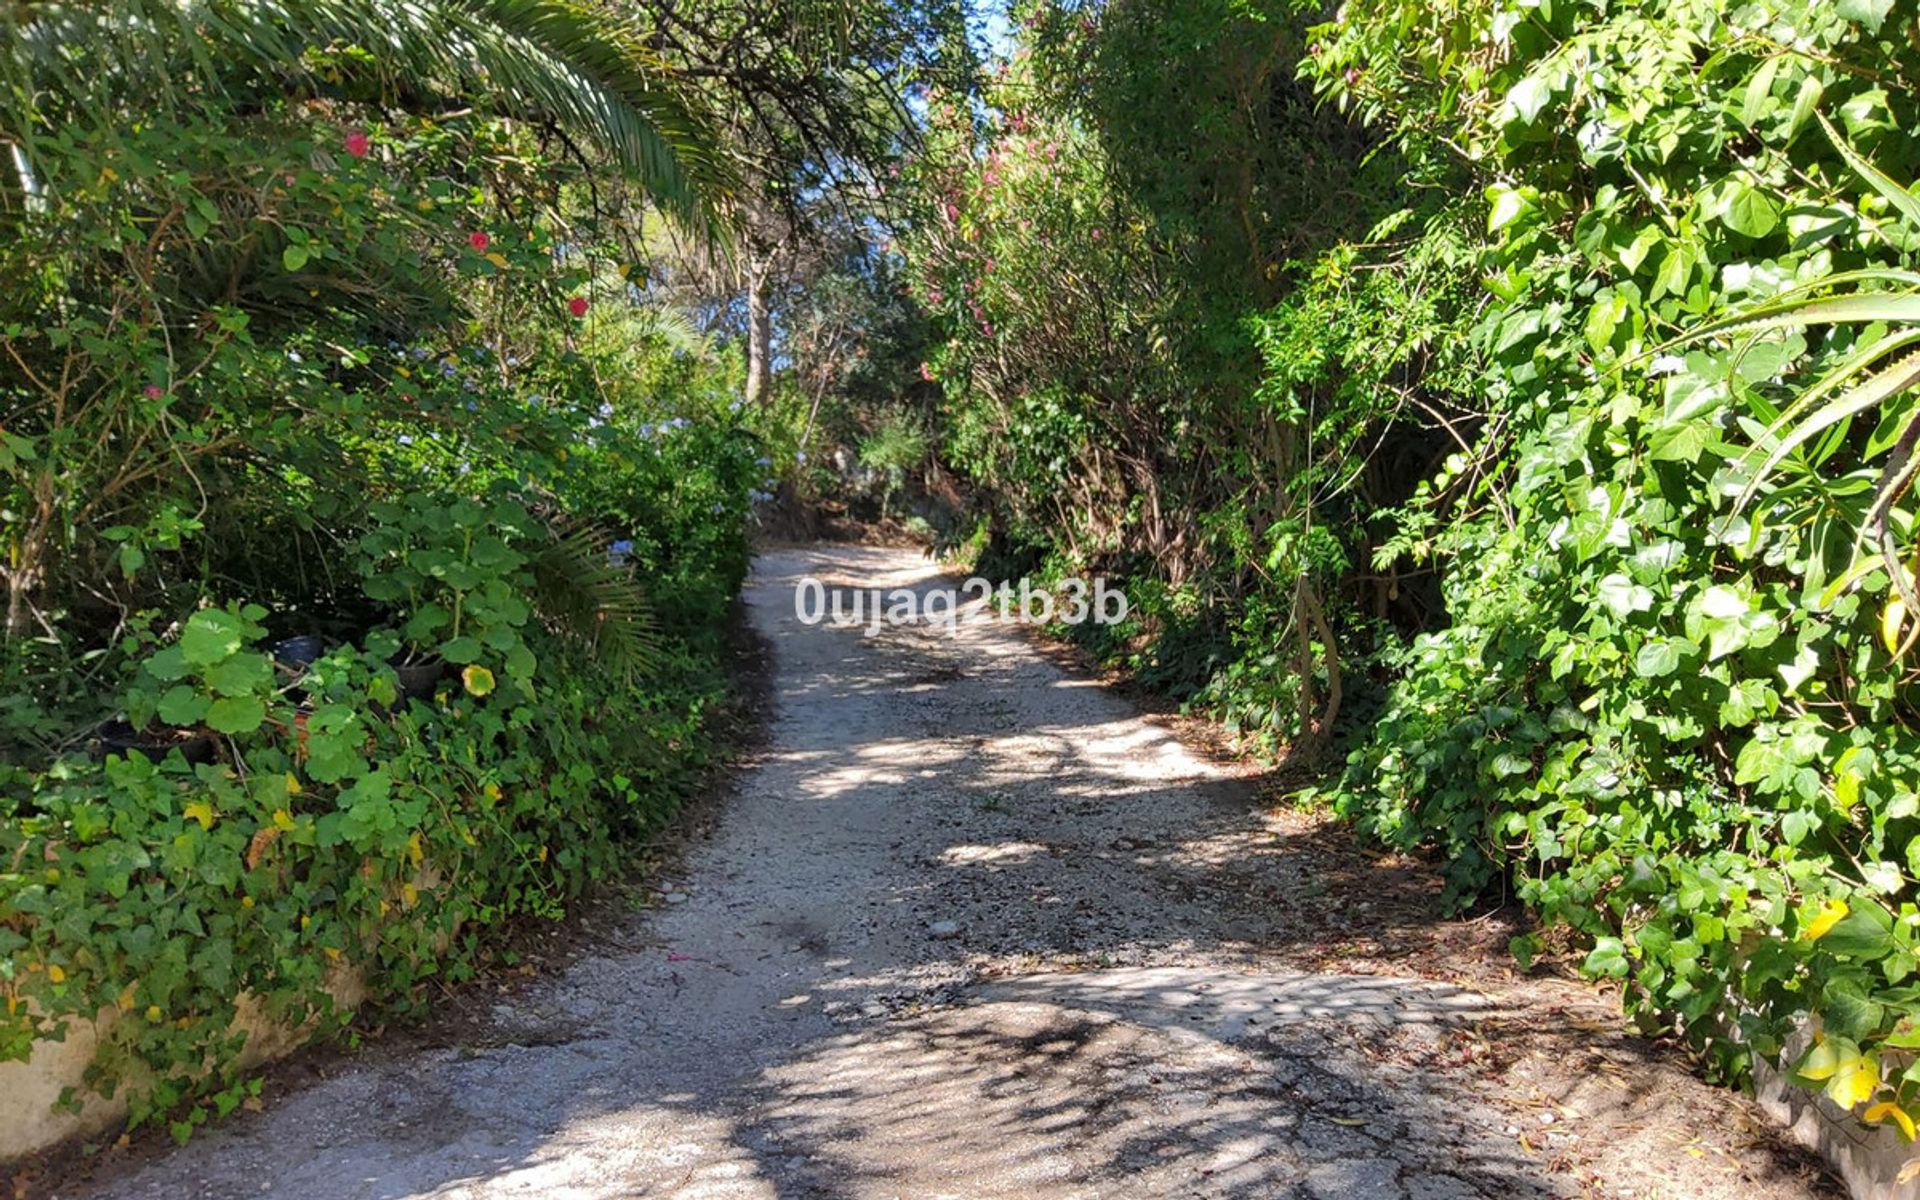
[744,266,771,405]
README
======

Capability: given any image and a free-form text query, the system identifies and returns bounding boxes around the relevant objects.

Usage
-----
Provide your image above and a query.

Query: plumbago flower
[344,129,370,158]
[468,231,490,251]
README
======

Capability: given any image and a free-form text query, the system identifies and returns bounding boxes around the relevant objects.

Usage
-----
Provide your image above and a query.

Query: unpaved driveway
[57,546,1833,1199]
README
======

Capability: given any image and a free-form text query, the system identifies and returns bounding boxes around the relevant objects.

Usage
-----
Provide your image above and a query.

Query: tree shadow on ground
[48,546,1842,1200]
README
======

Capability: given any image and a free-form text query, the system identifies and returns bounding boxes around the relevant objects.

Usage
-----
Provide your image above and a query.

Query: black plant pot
[392,657,446,703]
[94,719,216,765]
[272,634,327,670]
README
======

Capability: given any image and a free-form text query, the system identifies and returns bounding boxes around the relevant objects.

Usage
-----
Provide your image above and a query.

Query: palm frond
[629,303,711,357]
[2,0,736,225]
[1668,116,1920,653]
[528,517,661,680]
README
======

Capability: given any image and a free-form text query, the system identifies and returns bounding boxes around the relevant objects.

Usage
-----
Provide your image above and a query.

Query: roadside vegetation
[0,0,953,1143]
[901,0,1920,1140]
[8,0,1920,1160]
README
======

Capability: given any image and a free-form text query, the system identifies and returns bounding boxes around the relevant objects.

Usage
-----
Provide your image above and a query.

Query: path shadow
[54,547,1840,1200]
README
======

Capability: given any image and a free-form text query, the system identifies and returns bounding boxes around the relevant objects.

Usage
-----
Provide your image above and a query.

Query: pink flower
[344,130,369,158]
[1091,228,1104,241]
[928,289,944,304]
[468,231,490,251]
[568,296,590,318]
[143,385,163,399]
[920,362,935,382]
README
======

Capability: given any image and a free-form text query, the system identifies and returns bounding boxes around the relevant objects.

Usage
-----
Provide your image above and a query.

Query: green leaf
[156,686,210,726]
[402,604,452,644]
[1597,573,1653,619]
[1787,75,1825,140]
[1635,639,1686,678]
[282,243,310,272]
[1721,183,1779,238]
[1824,976,1887,1039]
[1584,936,1629,978]
[1837,0,1894,31]
[1487,184,1537,234]
[205,655,269,698]
[1774,806,1820,840]
[1647,419,1711,464]
[205,696,265,735]
[440,635,484,664]
[1739,57,1782,126]
[1823,900,1897,959]
[1505,74,1552,125]
[145,646,191,682]
[179,611,245,667]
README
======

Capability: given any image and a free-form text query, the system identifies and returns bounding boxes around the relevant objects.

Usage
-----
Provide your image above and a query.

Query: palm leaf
[1730,346,1920,514]
[1820,112,1920,231]
[528,517,661,680]
[1666,119,1920,654]
[3,0,735,224]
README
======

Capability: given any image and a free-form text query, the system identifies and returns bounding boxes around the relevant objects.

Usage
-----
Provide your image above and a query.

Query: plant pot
[272,634,327,670]
[94,719,216,765]
[392,657,446,703]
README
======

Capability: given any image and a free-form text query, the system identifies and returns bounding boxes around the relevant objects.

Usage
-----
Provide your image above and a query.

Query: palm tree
[1,0,734,223]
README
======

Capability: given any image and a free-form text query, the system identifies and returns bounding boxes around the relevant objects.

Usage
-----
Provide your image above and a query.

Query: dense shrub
[1310,0,1920,1114]
[906,0,1920,1135]
[0,13,760,1141]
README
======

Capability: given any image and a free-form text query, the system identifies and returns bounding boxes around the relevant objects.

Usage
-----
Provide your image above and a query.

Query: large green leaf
[1822,900,1897,960]
[206,696,266,735]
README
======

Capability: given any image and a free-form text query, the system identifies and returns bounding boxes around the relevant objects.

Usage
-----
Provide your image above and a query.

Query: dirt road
[57,546,1834,1199]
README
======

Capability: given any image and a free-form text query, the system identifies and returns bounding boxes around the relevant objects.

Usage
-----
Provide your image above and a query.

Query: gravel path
[56,545,1837,1200]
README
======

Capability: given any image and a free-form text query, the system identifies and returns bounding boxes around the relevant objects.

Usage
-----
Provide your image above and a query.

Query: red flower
[468,231,490,251]
[568,296,590,318]
[343,130,370,159]
[143,385,164,399]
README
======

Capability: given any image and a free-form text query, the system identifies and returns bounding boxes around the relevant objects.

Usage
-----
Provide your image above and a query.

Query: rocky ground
[41,545,1839,1199]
